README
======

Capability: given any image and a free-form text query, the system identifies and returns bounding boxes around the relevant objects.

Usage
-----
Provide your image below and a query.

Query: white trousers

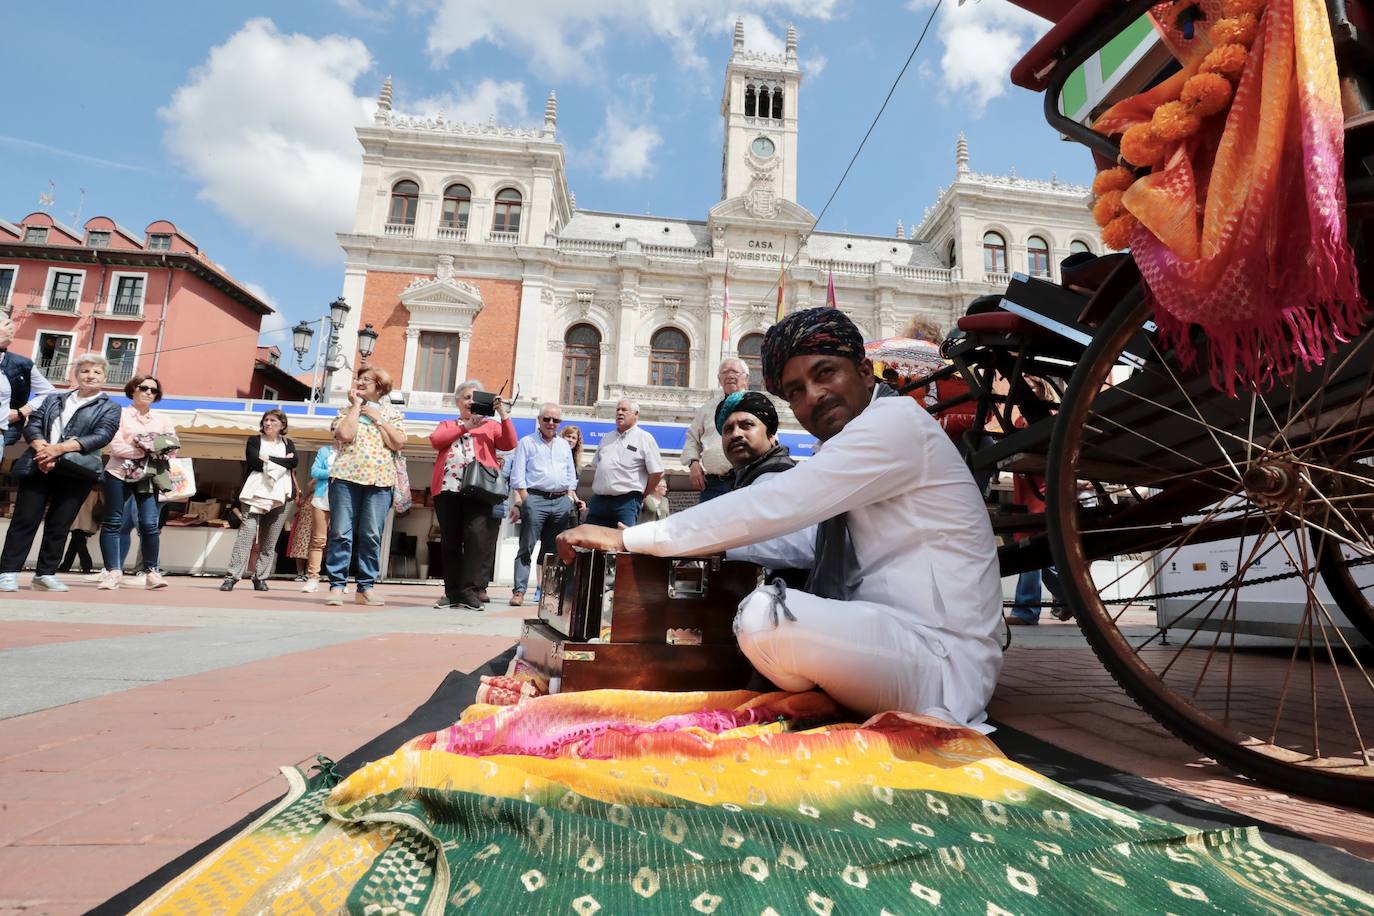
[734,584,948,722]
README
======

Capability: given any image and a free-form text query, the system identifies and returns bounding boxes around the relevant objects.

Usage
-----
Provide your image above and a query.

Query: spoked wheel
[1314,465,1374,647]
[1046,285,1374,809]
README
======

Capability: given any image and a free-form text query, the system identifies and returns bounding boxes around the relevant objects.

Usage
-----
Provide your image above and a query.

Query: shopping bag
[157,457,198,503]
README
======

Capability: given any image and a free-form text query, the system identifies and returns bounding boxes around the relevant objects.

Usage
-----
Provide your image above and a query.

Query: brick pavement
[988,618,1374,864]
[1,578,1371,914]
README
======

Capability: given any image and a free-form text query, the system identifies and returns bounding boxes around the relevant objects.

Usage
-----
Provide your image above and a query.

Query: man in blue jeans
[1009,566,1069,625]
[585,399,662,529]
[508,403,583,606]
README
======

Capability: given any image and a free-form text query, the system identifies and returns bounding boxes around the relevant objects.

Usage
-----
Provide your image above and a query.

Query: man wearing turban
[560,307,1002,731]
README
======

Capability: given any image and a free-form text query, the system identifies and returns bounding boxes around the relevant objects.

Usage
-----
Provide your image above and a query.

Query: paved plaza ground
[0,576,1371,913]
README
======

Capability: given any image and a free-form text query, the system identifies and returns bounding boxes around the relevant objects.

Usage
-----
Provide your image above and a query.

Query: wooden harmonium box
[519,550,762,694]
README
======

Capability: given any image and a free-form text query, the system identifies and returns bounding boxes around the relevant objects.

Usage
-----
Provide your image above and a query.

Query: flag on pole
[721,260,732,350]
[825,270,836,308]
[774,247,786,322]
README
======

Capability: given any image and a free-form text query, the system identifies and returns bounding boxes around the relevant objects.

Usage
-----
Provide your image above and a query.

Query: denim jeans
[512,493,577,592]
[324,479,392,591]
[1011,566,1062,623]
[100,476,162,572]
[586,493,642,529]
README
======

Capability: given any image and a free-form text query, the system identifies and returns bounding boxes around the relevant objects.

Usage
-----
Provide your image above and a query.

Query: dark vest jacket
[1,352,34,445]
[732,443,796,490]
[2,352,34,409]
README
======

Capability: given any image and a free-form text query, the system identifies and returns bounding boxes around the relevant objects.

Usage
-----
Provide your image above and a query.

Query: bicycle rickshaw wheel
[1045,286,1374,809]
[1316,527,1374,649]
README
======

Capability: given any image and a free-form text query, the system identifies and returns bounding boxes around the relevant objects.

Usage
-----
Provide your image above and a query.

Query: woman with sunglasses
[98,374,177,589]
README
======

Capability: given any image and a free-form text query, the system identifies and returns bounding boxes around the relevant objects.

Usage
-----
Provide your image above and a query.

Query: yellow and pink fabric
[1098,0,1366,392]
[136,688,1373,914]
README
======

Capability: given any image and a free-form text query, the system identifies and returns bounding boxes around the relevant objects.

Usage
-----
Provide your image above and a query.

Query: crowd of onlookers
[0,342,690,608]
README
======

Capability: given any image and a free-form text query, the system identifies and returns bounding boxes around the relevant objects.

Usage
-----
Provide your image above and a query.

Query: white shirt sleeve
[681,402,707,465]
[622,398,927,557]
[725,525,816,570]
[26,364,57,409]
[643,430,663,476]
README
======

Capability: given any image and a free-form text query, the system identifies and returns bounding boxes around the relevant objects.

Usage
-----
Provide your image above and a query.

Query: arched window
[1069,239,1092,254]
[1027,235,1051,278]
[388,179,419,226]
[561,323,601,406]
[744,84,757,117]
[771,87,784,119]
[738,333,765,391]
[492,188,522,234]
[441,183,471,229]
[649,327,690,388]
[983,231,1007,275]
[946,238,957,270]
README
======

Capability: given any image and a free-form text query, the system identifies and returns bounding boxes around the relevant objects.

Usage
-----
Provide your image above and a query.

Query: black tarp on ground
[89,650,1373,912]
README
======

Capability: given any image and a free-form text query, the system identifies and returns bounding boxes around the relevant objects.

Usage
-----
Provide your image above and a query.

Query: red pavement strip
[0,621,183,651]
[0,628,514,914]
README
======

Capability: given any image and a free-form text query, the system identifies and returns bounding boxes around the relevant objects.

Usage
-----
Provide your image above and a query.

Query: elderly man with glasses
[507,403,583,606]
[681,358,750,503]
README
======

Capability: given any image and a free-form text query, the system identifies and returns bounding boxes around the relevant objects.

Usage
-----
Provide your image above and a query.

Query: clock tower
[720,19,801,208]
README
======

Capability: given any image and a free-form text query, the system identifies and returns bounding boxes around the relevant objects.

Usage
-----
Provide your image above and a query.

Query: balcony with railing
[99,297,144,320]
[37,357,70,380]
[436,225,468,242]
[383,222,415,238]
[641,243,712,262]
[487,230,520,245]
[894,265,956,283]
[105,362,137,385]
[42,295,80,314]
[557,238,624,255]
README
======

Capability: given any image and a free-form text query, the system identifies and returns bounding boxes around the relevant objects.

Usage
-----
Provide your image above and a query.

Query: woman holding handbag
[98,374,177,590]
[219,409,297,591]
[429,380,516,610]
[325,368,405,606]
[0,353,120,592]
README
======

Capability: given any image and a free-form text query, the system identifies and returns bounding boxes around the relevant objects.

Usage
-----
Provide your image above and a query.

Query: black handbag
[459,457,509,506]
[54,449,103,481]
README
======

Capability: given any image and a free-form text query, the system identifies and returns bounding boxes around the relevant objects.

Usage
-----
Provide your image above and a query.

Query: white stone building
[333,20,1103,424]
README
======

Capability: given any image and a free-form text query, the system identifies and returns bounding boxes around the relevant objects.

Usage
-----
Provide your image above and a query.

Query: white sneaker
[0,573,18,592]
[301,577,320,593]
[145,570,168,590]
[33,575,69,592]
[97,569,122,590]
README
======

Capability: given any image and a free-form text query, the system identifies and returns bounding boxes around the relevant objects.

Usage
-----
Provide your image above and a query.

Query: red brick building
[0,211,273,399]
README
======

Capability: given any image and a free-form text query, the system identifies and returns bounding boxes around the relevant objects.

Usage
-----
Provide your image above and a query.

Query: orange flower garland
[1089,1,1265,248]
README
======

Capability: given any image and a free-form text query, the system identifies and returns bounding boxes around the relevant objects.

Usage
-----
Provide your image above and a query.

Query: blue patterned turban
[761,307,866,397]
[714,390,779,436]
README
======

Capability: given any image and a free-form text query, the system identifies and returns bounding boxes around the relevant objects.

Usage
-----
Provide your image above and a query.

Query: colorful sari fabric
[136,689,1374,915]
[1096,0,1366,393]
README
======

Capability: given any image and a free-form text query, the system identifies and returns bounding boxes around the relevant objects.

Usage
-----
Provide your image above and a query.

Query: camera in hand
[470,390,497,416]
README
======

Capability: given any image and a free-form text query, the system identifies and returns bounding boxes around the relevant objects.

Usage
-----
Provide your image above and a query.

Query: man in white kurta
[559,308,1003,732]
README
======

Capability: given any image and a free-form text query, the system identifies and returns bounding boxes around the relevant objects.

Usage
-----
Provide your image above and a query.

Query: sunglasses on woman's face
[136,385,160,394]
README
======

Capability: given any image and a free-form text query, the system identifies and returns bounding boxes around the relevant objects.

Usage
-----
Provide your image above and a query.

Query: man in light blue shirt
[508,402,582,605]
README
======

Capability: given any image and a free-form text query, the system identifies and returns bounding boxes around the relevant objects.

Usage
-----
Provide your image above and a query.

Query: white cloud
[243,281,280,312]
[404,79,532,125]
[423,0,839,80]
[597,107,662,180]
[160,19,374,262]
[908,0,1047,115]
[803,53,828,79]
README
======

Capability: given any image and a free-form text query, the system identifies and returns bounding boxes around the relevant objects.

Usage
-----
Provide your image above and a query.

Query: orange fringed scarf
[1095,0,1366,393]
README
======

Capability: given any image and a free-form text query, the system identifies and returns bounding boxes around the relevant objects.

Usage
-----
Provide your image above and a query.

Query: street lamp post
[292,297,376,403]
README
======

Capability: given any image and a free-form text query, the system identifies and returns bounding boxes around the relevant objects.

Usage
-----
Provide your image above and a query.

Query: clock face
[751,136,776,159]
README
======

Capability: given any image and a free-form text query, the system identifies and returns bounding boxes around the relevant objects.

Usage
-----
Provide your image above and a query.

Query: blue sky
[1,0,1091,355]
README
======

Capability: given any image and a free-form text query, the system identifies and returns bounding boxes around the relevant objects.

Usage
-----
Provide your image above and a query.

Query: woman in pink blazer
[428,380,516,610]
